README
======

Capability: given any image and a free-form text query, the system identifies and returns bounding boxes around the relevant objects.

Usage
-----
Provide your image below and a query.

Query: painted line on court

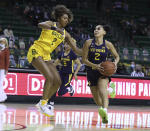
[0,123,27,131]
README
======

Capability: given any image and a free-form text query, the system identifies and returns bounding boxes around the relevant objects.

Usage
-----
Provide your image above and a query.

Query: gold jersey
[34,24,65,53]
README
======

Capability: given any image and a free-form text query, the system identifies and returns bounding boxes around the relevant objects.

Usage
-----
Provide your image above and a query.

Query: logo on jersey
[32,49,38,55]
[52,31,64,40]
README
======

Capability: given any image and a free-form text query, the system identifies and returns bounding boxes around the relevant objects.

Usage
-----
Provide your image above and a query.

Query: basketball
[99,61,116,76]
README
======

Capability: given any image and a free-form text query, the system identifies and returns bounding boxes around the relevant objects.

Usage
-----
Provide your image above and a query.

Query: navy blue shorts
[87,69,111,87]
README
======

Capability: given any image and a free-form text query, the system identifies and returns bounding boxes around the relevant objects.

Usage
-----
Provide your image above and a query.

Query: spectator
[0,38,10,102]
[123,1,128,12]
[3,25,15,47]
[9,44,19,68]
[131,64,144,77]
[9,54,17,68]
[26,37,34,50]
[113,0,122,11]
[43,9,49,20]
[123,47,129,60]
[18,38,28,68]
[3,25,14,39]
[133,48,139,60]
[116,63,128,75]
[130,61,136,72]
[142,49,149,61]
[19,37,25,49]
[24,2,32,15]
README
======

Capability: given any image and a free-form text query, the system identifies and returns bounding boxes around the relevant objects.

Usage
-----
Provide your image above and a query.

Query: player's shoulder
[105,40,113,48]
[105,40,112,44]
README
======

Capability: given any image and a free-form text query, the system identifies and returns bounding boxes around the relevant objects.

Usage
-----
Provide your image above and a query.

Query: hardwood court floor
[0,103,150,131]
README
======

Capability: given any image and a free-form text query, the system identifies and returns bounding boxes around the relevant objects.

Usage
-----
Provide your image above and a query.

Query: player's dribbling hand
[98,63,104,72]
[92,64,104,71]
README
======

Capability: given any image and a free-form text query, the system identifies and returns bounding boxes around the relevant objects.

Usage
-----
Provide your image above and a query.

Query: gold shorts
[27,44,51,63]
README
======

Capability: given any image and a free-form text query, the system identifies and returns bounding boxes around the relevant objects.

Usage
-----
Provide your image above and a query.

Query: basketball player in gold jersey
[27,5,81,117]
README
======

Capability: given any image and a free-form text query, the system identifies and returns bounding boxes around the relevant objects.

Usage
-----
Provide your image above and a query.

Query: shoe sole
[98,108,108,124]
[43,113,54,117]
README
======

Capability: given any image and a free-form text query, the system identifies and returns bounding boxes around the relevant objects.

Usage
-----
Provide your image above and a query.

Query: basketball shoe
[98,107,108,124]
[67,85,74,96]
[36,100,54,117]
[47,101,54,111]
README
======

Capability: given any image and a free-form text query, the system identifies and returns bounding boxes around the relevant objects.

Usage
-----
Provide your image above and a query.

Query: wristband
[51,26,57,30]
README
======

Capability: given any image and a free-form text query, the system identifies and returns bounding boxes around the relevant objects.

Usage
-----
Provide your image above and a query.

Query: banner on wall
[3,73,150,99]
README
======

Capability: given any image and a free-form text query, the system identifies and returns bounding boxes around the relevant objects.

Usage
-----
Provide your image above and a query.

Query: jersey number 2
[95,53,100,60]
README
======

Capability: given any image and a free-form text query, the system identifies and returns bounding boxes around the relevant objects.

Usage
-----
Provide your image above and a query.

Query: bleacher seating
[110,0,150,65]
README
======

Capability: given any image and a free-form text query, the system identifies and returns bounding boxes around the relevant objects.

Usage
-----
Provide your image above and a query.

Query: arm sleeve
[5,48,10,71]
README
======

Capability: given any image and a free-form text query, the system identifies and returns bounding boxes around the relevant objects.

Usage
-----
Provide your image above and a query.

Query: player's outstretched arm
[65,32,82,56]
[38,21,64,34]
[38,21,54,29]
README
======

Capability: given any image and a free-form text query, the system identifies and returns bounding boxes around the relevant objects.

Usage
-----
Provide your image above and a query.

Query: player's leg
[57,73,69,96]
[32,57,56,99]
[46,61,61,110]
[45,61,61,98]
[97,78,109,124]
[58,73,74,96]
[87,70,103,106]
[32,57,56,116]
[98,78,109,108]
[90,86,103,106]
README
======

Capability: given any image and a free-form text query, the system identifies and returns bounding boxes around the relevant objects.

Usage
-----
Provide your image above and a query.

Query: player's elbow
[82,58,87,64]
